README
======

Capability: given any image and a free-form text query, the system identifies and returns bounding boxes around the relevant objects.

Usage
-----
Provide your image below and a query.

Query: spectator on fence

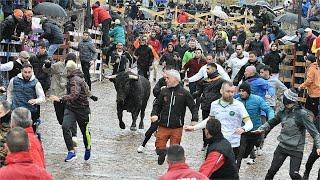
[40,17,64,58]
[92,3,112,47]
[0,9,23,42]
[16,10,32,37]
[305,28,317,53]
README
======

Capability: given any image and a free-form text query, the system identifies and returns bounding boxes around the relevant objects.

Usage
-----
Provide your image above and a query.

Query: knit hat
[13,9,23,19]
[284,88,299,102]
[65,60,77,71]
[239,82,251,94]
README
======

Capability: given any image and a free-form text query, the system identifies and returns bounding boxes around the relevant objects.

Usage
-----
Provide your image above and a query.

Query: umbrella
[254,1,271,8]
[33,2,67,17]
[210,6,229,19]
[274,12,308,26]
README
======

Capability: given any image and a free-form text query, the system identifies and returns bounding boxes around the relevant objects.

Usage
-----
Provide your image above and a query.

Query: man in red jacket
[199,117,239,179]
[159,144,208,180]
[10,107,45,168]
[0,127,52,179]
[92,4,112,47]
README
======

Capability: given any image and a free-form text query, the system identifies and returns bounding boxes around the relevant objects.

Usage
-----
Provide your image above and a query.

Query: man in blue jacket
[236,82,274,169]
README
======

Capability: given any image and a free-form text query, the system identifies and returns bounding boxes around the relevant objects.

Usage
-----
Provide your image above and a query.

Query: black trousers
[265,145,303,180]
[101,19,111,47]
[202,110,210,147]
[81,61,91,90]
[54,101,77,137]
[237,132,262,170]
[62,108,91,151]
[304,146,320,179]
[141,122,158,147]
[31,106,40,133]
[305,96,319,116]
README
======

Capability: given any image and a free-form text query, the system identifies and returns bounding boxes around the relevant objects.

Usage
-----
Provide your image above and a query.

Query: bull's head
[106,73,139,104]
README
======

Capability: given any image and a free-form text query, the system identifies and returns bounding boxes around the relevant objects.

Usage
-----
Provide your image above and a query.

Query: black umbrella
[274,12,308,26]
[255,1,271,8]
[34,2,67,17]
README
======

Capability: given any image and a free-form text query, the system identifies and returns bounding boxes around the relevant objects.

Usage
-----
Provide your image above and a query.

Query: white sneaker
[256,147,263,156]
[137,145,144,153]
[246,158,256,165]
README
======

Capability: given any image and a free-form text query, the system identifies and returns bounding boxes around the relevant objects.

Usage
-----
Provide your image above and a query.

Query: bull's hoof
[119,122,125,129]
[130,126,137,131]
[139,124,144,129]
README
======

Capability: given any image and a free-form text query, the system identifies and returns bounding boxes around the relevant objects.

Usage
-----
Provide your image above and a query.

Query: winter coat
[175,43,189,59]
[160,51,175,66]
[92,6,112,27]
[42,61,67,97]
[237,94,274,130]
[260,105,320,152]
[63,21,76,33]
[306,34,316,52]
[177,12,188,23]
[0,15,19,41]
[151,84,198,128]
[29,52,50,91]
[237,31,246,46]
[148,38,161,54]
[263,50,284,74]
[245,75,275,99]
[134,45,154,69]
[159,162,209,180]
[62,69,90,111]
[233,61,264,86]
[110,50,133,74]
[300,62,320,97]
[41,19,64,44]
[109,25,126,45]
[193,76,225,111]
[248,40,264,57]
[25,126,46,168]
[16,17,32,36]
[72,37,97,62]
[0,151,52,179]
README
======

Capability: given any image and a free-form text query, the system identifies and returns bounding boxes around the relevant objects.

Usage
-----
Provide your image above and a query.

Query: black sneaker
[158,154,166,165]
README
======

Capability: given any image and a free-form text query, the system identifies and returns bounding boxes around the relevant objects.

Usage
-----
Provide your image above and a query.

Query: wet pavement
[39,67,320,180]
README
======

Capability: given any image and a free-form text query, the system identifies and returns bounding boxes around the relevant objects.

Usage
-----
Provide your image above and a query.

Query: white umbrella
[210,6,229,19]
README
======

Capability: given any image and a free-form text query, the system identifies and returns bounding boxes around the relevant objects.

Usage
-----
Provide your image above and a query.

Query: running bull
[107,72,150,131]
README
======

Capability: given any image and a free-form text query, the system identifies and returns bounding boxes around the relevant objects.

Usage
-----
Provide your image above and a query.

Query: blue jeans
[47,44,61,58]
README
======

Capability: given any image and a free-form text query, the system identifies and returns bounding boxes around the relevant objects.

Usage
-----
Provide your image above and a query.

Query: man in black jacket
[110,42,133,75]
[192,63,225,150]
[134,36,154,79]
[29,42,50,93]
[233,51,264,86]
[174,36,189,59]
[151,69,198,165]
[0,9,23,42]
[248,33,264,58]
[40,18,64,58]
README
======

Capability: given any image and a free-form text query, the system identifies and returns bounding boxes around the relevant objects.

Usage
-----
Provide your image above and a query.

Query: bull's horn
[128,75,139,80]
[106,75,117,79]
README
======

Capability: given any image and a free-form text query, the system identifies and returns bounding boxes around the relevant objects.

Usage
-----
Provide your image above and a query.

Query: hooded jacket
[245,74,275,99]
[92,5,112,27]
[72,37,97,62]
[260,105,320,152]
[300,62,320,97]
[62,69,90,111]
[41,19,64,44]
[109,25,126,45]
[151,84,198,128]
[42,61,67,97]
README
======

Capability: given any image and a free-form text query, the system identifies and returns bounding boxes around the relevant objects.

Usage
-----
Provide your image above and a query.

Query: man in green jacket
[254,88,320,179]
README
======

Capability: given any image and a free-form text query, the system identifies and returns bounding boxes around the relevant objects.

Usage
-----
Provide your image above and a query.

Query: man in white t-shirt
[186,54,231,83]
[227,45,249,81]
[185,81,253,159]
